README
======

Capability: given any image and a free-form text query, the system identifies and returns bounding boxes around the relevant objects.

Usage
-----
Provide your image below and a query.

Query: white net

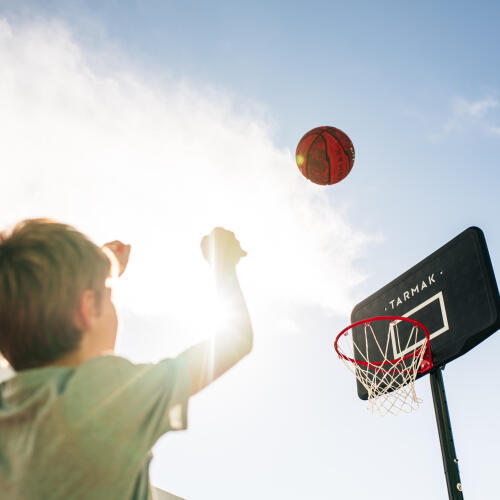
[336,318,430,416]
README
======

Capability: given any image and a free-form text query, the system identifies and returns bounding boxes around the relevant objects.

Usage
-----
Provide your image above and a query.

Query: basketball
[296,126,355,185]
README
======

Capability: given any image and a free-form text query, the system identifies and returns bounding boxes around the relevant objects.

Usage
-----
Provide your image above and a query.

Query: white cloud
[0,18,370,355]
[453,96,498,117]
[442,96,499,136]
[489,126,500,136]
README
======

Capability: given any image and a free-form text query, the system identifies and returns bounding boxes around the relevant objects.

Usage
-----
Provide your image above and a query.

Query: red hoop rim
[334,316,433,373]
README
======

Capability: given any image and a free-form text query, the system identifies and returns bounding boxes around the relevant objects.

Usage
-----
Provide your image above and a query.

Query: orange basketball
[296,126,355,185]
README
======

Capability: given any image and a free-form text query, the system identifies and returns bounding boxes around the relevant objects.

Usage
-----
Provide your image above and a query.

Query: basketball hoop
[334,316,433,416]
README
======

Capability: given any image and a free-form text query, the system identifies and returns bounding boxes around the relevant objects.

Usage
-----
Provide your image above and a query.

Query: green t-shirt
[0,354,191,499]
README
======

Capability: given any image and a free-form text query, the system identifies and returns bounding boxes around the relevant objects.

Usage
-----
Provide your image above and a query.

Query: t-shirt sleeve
[64,354,191,455]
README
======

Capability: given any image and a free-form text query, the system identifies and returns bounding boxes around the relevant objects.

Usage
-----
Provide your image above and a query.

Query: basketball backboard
[350,227,500,400]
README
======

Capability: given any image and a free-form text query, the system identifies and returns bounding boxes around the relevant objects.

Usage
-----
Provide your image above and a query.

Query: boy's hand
[102,240,131,277]
[200,227,246,269]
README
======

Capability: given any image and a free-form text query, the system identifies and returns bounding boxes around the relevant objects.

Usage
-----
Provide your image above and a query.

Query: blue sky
[36,0,500,256]
[0,1,499,499]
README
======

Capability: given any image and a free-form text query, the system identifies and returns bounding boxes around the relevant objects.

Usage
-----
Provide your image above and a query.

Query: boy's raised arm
[178,227,253,396]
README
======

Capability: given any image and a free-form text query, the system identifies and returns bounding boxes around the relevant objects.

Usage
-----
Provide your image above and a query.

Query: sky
[0,1,499,499]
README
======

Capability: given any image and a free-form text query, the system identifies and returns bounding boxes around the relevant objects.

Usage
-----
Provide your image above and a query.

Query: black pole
[429,367,464,499]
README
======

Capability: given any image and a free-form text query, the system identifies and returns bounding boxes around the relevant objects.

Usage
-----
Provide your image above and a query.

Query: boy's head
[0,219,112,371]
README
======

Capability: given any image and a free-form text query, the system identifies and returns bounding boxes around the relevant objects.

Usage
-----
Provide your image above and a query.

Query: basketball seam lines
[323,128,353,170]
[304,135,319,181]
[305,133,330,184]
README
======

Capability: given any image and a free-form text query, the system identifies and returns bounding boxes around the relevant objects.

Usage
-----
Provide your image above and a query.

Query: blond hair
[0,219,110,370]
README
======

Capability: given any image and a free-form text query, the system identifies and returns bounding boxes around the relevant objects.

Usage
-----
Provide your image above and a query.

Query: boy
[0,219,253,499]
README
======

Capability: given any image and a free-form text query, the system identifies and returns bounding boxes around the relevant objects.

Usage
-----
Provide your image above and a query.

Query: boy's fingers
[103,241,129,252]
[200,236,210,262]
[200,228,246,264]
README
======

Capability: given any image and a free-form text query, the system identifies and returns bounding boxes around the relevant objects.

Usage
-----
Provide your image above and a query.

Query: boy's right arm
[177,228,253,396]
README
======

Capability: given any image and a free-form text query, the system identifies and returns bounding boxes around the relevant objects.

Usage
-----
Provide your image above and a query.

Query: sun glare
[0,18,368,362]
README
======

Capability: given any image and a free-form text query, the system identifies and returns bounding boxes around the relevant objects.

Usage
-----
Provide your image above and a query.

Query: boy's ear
[73,290,96,331]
